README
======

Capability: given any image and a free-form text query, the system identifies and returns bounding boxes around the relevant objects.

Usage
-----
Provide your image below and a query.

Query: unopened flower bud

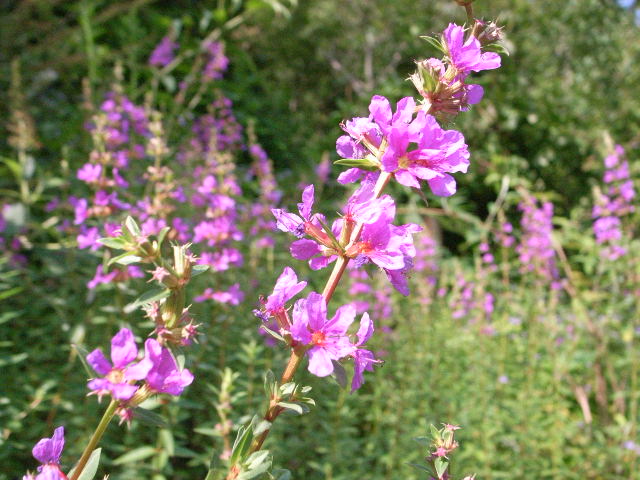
[475,19,504,46]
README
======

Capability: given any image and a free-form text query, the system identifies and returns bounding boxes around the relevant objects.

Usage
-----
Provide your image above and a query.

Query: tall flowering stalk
[516,195,562,289]
[592,144,635,260]
[221,3,505,478]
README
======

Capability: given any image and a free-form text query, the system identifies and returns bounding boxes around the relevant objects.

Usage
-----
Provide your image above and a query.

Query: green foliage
[2,0,640,479]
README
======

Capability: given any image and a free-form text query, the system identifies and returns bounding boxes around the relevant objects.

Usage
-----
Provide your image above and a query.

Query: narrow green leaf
[264,370,276,398]
[276,402,308,415]
[132,407,169,428]
[253,420,271,436]
[333,157,378,170]
[259,324,284,342]
[230,423,254,465]
[0,286,23,300]
[420,34,445,53]
[67,448,101,480]
[407,462,432,473]
[191,264,210,277]
[97,237,126,249]
[157,226,171,248]
[72,344,96,378]
[124,216,141,236]
[113,446,157,465]
[434,458,449,479]
[124,288,171,313]
[279,382,296,396]
[245,450,271,469]
[111,254,142,266]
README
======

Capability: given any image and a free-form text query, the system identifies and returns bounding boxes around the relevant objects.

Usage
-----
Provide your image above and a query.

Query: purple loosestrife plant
[592,144,635,260]
[222,6,504,479]
[516,196,562,289]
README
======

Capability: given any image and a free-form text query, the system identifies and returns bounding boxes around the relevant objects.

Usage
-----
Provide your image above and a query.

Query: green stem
[69,400,118,480]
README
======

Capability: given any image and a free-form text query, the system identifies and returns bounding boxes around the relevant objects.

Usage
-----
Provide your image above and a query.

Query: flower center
[311,330,327,346]
[106,368,125,384]
[397,155,410,170]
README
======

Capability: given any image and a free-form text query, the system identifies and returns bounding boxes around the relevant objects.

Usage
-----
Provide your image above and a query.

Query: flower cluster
[336,95,470,196]
[254,267,377,391]
[411,22,502,119]
[516,197,562,289]
[86,327,194,423]
[592,144,635,260]
[55,38,273,306]
[273,180,421,295]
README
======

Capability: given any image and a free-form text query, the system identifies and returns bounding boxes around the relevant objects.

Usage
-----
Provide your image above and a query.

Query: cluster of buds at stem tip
[410,18,504,122]
[431,423,460,459]
[99,216,205,345]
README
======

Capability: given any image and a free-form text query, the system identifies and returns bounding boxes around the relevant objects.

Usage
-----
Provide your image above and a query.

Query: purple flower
[349,312,377,392]
[194,283,244,305]
[375,98,469,195]
[347,211,406,271]
[76,226,101,250]
[264,267,307,316]
[516,198,561,286]
[202,41,229,80]
[76,163,102,183]
[271,184,317,238]
[87,328,152,401]
[443,23,501,74]
[149,36,178,67]
[342,180,395,227]
[28,427,67,479]
[142,339,194,395]
[290,293,357,377]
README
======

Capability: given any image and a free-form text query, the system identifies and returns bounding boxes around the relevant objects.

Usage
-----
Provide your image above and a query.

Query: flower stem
[225,171,395,479]
[69,399,118,480]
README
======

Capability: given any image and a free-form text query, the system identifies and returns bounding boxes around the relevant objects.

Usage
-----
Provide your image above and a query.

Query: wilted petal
[351,349,376,392]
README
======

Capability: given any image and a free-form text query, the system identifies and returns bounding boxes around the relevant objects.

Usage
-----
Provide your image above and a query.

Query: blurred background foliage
[1,0,640,479]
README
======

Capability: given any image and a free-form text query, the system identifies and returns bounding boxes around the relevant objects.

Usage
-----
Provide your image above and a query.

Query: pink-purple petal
[110,328,138,368]
[307,347,335,377]
[86,349,112,376]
